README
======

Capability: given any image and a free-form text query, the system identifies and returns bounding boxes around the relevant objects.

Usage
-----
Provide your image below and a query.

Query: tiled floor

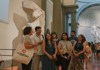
[85,53,100,70]
[1,53,100,70]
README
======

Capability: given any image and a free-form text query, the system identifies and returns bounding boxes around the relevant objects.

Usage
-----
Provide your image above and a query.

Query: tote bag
[13,39,34,65]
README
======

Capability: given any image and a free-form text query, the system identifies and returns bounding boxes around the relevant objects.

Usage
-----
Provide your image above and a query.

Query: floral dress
[70,42,85,70]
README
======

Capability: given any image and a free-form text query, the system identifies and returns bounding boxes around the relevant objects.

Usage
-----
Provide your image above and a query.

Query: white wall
[78,6,100,42]
[0,0,44,61]
[0,0,18,60]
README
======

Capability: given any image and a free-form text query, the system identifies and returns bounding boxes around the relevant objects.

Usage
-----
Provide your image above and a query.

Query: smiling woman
[0,0,9,23]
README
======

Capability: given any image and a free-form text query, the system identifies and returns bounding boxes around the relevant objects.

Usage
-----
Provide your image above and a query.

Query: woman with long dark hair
[51,32,61,70]
[70,34,87,70]
[42,32,57,70]
[58,33,72,70]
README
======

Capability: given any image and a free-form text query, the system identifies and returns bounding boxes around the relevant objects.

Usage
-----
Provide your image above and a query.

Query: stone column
[62,9,69,33]
[71,11,76,31]
[53,0,62,38]
[65,14,69,33]
[41,0,46,32]
[41,0,46,10]
[62,9,66,32]
[62,5,78,32]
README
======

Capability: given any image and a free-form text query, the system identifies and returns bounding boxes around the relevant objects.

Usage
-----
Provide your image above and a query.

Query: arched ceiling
[76,0,100,21]
[77,0,100,3]
[78,5,100,42]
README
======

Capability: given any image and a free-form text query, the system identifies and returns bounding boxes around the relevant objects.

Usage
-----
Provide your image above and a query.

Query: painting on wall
[0,0,9,23]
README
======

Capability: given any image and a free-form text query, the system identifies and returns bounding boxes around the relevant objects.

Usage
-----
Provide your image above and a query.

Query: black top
[69,37,77,46]
[75,42,83,52]
[45,43,55,55]
[74,42,85,59]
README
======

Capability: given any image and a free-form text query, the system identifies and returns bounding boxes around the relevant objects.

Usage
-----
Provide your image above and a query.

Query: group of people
[22,26,92,70]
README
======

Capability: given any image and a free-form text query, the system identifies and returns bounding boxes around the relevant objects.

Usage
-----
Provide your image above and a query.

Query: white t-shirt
[32,33,44,55]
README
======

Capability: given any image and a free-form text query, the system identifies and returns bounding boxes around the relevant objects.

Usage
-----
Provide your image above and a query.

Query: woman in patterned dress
[58,33,72,70]
[70,34,87,70]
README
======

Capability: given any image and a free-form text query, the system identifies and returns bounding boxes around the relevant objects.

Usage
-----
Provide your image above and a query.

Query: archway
[77,3,100,42]
[77,2,100,21]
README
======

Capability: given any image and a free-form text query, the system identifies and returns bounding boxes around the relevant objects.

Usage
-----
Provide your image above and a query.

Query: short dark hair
[23,26,32,35]
[35,26,41,31]
[71,31,76,33]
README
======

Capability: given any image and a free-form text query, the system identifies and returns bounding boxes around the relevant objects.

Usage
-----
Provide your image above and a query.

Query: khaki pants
[33,53,42,70]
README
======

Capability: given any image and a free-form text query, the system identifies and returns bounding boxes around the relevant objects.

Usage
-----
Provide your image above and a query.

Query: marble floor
[1,53,100,70]
[85,53,100,70]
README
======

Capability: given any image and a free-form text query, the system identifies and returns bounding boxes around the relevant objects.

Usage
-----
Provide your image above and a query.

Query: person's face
[46,33,51,40]
[36,28,41,35]
[71,32,75,37]
[62,34,67,40]
[98,43,100,46]
[29,28,34,35]
[78,35,82,41]
[30,29,34,35]
[52,34,57,39]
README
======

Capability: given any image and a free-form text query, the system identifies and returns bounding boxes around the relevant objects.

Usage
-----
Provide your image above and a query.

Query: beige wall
[0,0,18,60]
[62,0,75,6]
[0,0,43,60]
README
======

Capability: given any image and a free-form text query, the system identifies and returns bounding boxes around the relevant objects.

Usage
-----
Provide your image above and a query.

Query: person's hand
[53,54,56,59]
[34,47,38,51]
[34,42,39,46]
[48,55,53,60]
[75,53,79,57]
[61,55,67,59]
[39,40,43,44]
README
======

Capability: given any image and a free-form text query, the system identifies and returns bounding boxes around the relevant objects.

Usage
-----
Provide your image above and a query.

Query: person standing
[69,31,78,46]
[51,32,61,70]
[70,34,86,70]
[32,26,44,70]
[22,26,35,70]
[84,42,92,69]
[42,32,57,70]
[58,33,72,70]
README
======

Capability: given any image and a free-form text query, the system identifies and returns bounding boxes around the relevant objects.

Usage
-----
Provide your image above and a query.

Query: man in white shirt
[32,26,44,70]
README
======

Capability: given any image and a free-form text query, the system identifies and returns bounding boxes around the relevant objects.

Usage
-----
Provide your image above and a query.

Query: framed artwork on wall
[0,0,9,23]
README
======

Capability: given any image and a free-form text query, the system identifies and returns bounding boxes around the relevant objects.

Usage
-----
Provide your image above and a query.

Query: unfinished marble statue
[12,0,45,67]
[13,0,45,49]
[22,0,45,33]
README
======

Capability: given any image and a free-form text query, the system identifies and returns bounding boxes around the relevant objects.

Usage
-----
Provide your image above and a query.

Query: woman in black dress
[42,32,57,70]
[51,32,61,70]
